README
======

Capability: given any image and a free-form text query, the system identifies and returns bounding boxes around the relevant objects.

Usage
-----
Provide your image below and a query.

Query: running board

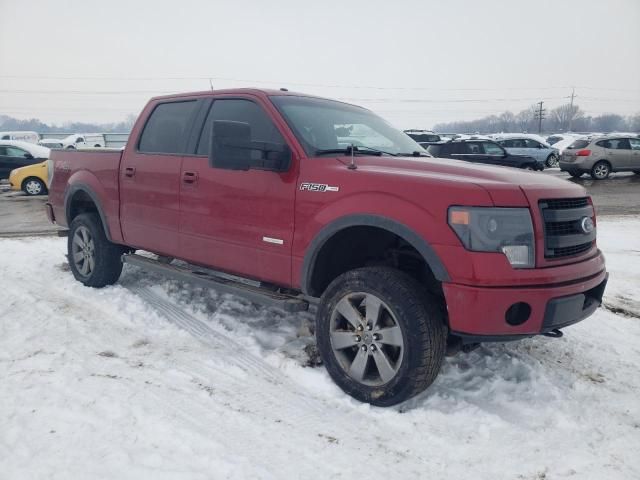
[122,254,309,313]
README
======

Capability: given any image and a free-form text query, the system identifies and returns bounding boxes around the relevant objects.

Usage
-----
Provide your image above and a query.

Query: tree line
[0,114,137,133]
[433,103,640,134]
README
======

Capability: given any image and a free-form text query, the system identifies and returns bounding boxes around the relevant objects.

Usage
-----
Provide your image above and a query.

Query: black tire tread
[317,266,446,406]
[68,213,125,288]
[21,177,47,196]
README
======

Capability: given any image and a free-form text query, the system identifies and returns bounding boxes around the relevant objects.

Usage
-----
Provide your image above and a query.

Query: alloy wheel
[329,292,404,386]
[593,164,609,179]
[71,225,96,277]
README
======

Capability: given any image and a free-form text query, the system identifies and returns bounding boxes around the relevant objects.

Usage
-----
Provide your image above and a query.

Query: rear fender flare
[64,183,112,241]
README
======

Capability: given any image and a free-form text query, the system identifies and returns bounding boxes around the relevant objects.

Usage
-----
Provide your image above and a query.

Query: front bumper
[443,266,608,341]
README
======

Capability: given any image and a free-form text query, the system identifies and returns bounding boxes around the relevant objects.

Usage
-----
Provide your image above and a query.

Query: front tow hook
[542,329,564,338]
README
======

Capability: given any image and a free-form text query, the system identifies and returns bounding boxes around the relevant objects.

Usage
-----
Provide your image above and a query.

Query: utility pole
[567,87,577,132]
[534,101,546,134]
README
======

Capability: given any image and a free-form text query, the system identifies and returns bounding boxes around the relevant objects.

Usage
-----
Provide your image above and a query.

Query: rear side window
[567,139,589,149]
[138,101,197,154]
[483,142,504,155]
[197,99,284,156]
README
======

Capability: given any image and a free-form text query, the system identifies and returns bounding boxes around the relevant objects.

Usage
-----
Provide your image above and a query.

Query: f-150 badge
[299,182,340,192]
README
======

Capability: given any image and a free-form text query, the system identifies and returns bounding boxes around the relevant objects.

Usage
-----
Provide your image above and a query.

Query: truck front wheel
[68,213,126,288]
[316,267,446,406]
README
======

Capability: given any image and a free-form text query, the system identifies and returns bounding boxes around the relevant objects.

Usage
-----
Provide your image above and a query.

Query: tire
[545,154,559,168]
[67,213,125,288]
[568,170,583,178]
[590,161,611,180]
[66,145,76,150]
[634,170,640,175]
[22,177,47,196]
[316,266,447,406]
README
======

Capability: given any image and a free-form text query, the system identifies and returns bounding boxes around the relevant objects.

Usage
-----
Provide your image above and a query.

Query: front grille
[540,197,595,259]
[544,198,589,210]
[546,242,593,259]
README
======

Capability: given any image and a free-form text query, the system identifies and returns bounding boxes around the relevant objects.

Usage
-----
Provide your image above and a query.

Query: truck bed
[48,148,124,240]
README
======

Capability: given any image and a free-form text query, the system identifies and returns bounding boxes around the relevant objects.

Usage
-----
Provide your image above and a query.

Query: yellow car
[9,160,49,196]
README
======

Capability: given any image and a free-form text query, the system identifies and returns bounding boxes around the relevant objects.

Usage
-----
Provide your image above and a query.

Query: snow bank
[1,218,639,479]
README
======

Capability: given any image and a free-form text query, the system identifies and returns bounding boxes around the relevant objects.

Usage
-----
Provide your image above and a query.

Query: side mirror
[23,152,34,159]
[538,144,545,149]
[209,120,291,172]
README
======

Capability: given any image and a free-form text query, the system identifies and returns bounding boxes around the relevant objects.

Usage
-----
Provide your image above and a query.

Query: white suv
[559,136,640,179]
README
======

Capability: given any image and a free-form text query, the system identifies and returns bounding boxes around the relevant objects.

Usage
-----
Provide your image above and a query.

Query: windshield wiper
[398,151,431,157]
[315,145,398,157]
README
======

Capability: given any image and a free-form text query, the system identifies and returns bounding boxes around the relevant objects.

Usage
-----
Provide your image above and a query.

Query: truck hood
[345,155,587,206]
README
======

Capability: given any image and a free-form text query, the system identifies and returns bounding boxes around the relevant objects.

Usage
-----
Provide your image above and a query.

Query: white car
[38,138,64,149]
[61,133,105,149]
[0,131,39,144]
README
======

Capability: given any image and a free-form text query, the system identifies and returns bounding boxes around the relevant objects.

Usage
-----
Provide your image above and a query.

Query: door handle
[182,171,198,184]
[124,166,136,177]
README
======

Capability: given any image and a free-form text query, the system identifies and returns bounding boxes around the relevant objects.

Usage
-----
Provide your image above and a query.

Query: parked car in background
[427,139,542,170]
[494,134,559,168]
[0,141,50,179]
[61,133,105,149]
[8,160,49,195]
[0,131,39,144]
[404,129,441,144]
[38,138,64,149]
[545,133,585,156]
[559,136,640,179]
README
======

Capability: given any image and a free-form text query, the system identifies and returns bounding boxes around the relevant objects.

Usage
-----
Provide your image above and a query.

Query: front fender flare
[301,214,450,296]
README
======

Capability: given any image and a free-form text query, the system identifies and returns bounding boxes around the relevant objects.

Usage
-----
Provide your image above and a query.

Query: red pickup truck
[47,89,607,406]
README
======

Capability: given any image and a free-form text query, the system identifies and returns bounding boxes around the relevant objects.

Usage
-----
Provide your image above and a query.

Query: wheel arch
[64,184,112,241]
[301,214,450,297]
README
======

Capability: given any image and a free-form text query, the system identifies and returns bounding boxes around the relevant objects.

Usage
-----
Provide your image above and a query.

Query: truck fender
[301,214,450,296]
[64,183,113,241]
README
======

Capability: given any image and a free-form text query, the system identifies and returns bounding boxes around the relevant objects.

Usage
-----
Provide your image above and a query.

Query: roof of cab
[148,88,365,109]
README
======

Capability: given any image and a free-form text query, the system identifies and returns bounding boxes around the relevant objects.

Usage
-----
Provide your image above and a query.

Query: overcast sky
[1,0,639,128]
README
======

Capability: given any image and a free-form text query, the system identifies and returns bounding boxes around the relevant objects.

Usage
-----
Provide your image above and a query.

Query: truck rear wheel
[316,267,446,406]
[68,213,125,288]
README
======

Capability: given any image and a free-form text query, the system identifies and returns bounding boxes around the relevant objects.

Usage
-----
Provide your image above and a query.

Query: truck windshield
[270,95,425,157]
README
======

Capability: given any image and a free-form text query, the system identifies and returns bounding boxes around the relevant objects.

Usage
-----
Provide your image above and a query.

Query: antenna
[209,78,214,91]
[348,144,357,170]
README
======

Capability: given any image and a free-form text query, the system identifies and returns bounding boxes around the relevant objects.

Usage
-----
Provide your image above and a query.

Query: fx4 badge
[299,182,340,192]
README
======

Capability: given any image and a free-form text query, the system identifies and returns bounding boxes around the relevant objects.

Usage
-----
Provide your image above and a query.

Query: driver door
[179,96,297,286]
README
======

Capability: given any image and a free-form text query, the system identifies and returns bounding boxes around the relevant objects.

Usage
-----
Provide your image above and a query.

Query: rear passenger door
[0,146,35,178]
[605,138,632,170]
[179,96,297,286]
[119,99,199,256]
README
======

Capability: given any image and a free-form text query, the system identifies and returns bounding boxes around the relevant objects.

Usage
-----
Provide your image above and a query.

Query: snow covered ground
[1,218,639,480]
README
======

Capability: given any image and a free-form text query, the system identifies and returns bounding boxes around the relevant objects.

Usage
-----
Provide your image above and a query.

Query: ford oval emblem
[580,217,594,234]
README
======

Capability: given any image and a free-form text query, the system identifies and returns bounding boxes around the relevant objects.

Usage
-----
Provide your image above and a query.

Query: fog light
[505,302,531,326]
[501,245,533,267]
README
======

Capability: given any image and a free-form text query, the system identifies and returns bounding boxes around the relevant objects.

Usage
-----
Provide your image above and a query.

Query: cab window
[196,99,285,158]
[138,100,198,154]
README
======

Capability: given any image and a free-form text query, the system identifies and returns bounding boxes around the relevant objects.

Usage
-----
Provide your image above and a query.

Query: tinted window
[547,136,562,145]
[138,101,197,154]
[464,142,483,154]
[483,142,504,155]
[614,138,631,150]
[6,147,28,157]
[197,99,284,156]
[567,139,589,149]
[630,138,640,151]
[524,139,541,148]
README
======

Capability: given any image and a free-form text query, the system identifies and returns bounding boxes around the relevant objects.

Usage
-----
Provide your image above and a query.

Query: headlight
[448,206,535,268]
